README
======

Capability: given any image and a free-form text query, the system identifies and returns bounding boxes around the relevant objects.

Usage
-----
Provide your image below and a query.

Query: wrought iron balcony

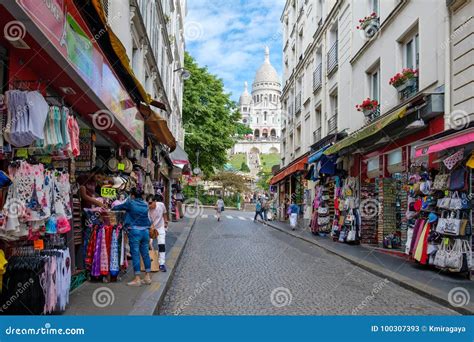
[327,40,338,75]
[328,113,338,134]
[313,63,322,92]
[398,77,419,101]
[313,127,322,143]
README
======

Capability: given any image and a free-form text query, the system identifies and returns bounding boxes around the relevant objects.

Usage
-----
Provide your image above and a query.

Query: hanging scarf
[414,221,430,263]
[100,227,109,276]
[85,227,97,269]
[91,227,102,277]
[109,227,120,277]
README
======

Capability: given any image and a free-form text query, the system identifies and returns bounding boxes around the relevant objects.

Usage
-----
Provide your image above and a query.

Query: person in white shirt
[148,194,168,272]
[216,197,225,221]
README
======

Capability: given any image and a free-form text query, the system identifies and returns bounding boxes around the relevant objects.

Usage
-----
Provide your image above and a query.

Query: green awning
[324,106,408,155]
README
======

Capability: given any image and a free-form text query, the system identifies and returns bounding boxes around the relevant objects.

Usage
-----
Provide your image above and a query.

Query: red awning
[415,128,474,157]
[269,155,308,185]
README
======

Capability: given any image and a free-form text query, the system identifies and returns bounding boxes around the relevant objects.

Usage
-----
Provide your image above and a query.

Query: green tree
[210,171,250,194]
[183,52,240,176]
[256,170,272,191]
[240,162,250,172]
[235,123,253,137]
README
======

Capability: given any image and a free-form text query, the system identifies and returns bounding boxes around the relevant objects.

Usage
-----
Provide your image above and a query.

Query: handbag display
[449,167,466,191]
[437,196,451,209]
[318,207,329,215]
[461,192,471,210]
[346,228,357,242]
[435,211,449,234]
[444,211,462,236]
[317,216,330,226]
[445,239,463,270]
[449,192,462,210]
[432,174,450,191]
[433,240,450,268]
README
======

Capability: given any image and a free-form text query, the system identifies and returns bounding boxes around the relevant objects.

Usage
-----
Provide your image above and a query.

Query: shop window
[387,149,404,174]
[367,157,380,178]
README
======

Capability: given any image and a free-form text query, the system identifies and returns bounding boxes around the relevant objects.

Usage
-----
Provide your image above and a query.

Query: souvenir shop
[269,154,308,222]
[0,0,177,314]
[406,128,474,277]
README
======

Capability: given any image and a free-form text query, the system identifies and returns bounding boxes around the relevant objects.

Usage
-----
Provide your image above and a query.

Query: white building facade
[107,0,187,147]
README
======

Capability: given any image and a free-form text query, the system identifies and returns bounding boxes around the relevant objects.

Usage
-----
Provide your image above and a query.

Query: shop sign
[16,0,144,148]
[17,0,65,42]
[101,187,117,199]
[33,239,44,250]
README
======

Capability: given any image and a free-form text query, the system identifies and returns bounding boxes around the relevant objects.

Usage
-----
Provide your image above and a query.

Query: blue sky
[184,0,285,102]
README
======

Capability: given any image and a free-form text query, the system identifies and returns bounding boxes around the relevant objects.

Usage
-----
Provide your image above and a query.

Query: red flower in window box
[356,12,378,30]
[356,98,379,112]
[389,68,418,89]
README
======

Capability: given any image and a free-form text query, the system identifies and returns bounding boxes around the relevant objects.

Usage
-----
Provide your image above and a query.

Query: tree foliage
[256,170,272,191]
[235,123,253,137]
[210,171,250,194]
[240,162,250,173]
[183,52,240,176]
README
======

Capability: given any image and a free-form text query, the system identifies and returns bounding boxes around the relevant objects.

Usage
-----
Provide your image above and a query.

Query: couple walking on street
[254,195,270,222]
[112,189,168,287]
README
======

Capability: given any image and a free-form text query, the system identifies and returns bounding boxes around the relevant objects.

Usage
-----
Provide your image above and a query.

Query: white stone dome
[239,82,252,105]
[253,47,280,86]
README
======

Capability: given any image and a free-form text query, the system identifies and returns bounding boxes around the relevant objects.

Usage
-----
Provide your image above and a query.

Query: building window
[264,111,267,121]
[370,69,380,102]
[405,33,419,70]
[371,0,379,15]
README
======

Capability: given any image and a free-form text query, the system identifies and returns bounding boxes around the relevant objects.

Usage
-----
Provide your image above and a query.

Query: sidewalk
[65,217,196,315]
[262,219,474,315]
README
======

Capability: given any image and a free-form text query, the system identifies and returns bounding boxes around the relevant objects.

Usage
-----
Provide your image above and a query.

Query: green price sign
[16,148,28,158]
[101,187,117,198]
[117,163,125,171]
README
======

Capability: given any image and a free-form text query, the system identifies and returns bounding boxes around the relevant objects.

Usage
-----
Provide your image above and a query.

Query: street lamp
[174,67,191,80]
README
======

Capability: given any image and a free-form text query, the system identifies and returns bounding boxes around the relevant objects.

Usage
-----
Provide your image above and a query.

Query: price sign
[117,163,125,171]
[34,239,44,250]
[15,148,28,158]
[101,187,117,198]
[39,156,52,164]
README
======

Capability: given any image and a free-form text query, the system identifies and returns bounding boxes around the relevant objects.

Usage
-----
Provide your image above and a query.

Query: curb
[263,221,474,315]
[129,217,197,315]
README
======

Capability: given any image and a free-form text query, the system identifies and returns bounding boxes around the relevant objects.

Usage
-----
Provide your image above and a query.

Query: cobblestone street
[159,210,458,315]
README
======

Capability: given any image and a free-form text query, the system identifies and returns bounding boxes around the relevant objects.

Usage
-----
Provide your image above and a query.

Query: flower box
[356,98,379,116]
[389,68,418,91]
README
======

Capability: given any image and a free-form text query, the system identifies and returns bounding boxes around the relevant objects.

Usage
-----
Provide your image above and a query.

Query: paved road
[159,209,458,315]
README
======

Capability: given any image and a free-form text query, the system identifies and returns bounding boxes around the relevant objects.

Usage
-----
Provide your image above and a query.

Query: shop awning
[415,128,474,157]
[144,109,177,152]
[308,145,330,164]
[324,106,408,155]
[170,144,189,166]
[269,155,308,185]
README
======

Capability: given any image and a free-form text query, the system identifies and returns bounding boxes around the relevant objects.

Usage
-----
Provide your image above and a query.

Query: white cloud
[185,0,285,101]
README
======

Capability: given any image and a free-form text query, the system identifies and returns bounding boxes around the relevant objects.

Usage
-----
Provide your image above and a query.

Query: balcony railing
[327,40,338,75]
[328,113,338,133]
[366,106,381,123]
[313,63,322,91]
[295,92,302,114]
[313,127,322,143]
[398,77,419,101]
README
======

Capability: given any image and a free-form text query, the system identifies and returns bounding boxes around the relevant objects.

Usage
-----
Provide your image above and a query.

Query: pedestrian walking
[254,198,264,222]
[261,195,268,221]
[289,201,299,231]
[148,194,169,272]
[216,196,225,221]
[112,188,152,286]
